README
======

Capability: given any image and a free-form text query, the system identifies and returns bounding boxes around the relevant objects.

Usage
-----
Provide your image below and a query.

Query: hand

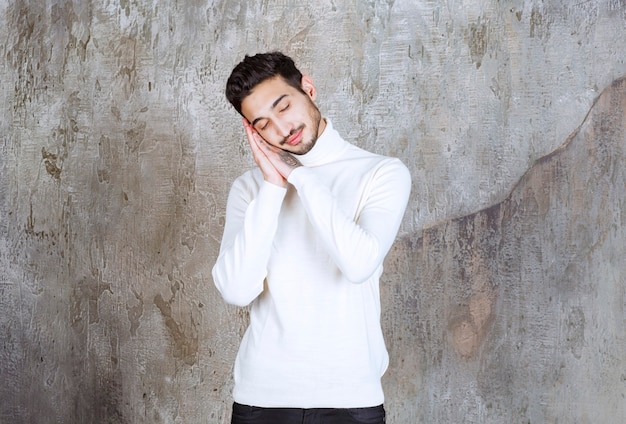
[244,118,287,187]
[244,119,302,185]
[252,136,302,179]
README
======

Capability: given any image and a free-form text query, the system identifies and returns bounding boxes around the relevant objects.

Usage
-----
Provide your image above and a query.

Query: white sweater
[212,120,411,408]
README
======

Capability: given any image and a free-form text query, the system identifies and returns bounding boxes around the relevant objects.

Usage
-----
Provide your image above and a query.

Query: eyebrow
[251,94,289,127]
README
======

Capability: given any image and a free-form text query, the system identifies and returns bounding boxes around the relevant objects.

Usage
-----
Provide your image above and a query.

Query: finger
[250,131,269,154]
[251,134,280,157]
[244,128,264,159]
[250,133,266,157]
[241,119,264,145]
[243,118,254,140]
[248,135,266,164]
[245,127,274,168]
[243,118,260,141]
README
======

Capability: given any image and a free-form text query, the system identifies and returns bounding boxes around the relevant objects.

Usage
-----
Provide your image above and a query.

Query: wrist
[265,176,287,188]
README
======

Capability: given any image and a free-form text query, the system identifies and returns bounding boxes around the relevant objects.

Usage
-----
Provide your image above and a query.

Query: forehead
[241,76,299,120]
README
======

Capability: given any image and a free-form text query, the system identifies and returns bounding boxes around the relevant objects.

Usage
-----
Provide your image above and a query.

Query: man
[212,52,411,424]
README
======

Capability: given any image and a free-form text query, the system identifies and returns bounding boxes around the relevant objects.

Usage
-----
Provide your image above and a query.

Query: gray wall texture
[1,0,625,423]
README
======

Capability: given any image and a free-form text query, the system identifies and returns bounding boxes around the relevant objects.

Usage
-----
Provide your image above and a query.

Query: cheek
[258,130,282,146]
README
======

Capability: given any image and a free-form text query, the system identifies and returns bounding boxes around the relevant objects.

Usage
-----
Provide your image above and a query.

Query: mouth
[285,127,304,146]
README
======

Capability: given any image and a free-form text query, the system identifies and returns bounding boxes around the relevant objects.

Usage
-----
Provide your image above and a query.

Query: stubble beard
[284,100,323,156]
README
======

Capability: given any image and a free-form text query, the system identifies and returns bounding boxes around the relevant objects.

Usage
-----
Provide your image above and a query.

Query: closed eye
[256,120,269,131]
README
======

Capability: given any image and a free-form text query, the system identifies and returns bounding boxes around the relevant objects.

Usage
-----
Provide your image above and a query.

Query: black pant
[231,402,386,424]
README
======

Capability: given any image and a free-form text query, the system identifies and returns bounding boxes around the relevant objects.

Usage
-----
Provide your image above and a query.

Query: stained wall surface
[1,1,625,423]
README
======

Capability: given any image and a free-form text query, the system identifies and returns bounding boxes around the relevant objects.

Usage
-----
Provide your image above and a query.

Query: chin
[294,139,316,155]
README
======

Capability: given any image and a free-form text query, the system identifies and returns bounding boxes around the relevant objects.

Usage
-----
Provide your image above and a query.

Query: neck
[316,118,327,139]
[298,119,349,167]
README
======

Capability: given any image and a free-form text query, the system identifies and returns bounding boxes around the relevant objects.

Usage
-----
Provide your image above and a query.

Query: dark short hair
[225,51,304,115]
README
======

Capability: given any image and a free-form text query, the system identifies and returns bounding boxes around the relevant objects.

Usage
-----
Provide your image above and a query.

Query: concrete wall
[1,1,625,422]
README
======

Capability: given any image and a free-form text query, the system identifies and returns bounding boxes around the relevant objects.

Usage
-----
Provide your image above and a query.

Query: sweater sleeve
[212,178,287,306]
[287,159,411,283]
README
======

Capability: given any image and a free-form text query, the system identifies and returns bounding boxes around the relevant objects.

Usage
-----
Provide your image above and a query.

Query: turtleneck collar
[297,119,350,167]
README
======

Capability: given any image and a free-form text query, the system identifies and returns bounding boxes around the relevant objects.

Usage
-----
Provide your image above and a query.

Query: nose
[274,120,293,138]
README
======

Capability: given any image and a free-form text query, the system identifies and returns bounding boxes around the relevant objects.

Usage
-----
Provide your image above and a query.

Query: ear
[300,76,317,101]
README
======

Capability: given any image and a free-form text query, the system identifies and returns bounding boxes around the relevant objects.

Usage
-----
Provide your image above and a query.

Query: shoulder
[345,143,410,175]
[229,168,287,203]
[228,168,265,199]
[232,167,263,188]
[371,156,412,189]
